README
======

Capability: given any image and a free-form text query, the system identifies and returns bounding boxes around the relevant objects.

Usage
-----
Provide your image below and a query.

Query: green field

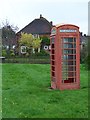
[2,64,88,118]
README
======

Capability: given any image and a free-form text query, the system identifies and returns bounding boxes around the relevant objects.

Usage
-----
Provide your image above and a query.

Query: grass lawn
[2,64,88,118]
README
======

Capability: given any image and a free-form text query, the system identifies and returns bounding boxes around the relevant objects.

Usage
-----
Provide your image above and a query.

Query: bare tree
[1,19,19,50]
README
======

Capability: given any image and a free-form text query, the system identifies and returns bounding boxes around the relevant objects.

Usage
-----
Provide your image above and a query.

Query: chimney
[40,14,42,18]
[80,32,83,36]
[84,34,86,37]
[50,21,53,26]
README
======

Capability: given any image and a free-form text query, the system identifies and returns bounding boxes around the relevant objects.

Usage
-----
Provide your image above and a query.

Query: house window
[33,34,39,38]
[44,45,48,50]
[21,46,26,54]
[6,46,9,49]
[12,45,15,49]
[49,45,51,50]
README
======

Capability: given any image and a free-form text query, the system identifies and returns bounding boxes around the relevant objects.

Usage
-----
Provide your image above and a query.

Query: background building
[16,15,53,51]
[16,14,53,38]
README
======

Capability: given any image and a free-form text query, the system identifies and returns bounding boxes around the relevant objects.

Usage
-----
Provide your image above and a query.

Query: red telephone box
[50,24,80,90]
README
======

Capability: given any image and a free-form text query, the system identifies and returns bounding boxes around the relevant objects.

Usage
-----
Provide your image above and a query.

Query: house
[16,15,53,52]
[80,32,88,49]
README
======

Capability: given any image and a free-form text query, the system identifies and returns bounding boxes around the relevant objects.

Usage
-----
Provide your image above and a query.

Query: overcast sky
[0,0,89,34]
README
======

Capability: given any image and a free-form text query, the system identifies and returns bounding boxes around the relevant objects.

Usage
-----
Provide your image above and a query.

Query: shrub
[35,50,49,56]
[41,36,50,45]
[10,52,15,57]
[85,54,90,70]
[10,49,15,57]
[25,52,29,57]
[2,49,7,57]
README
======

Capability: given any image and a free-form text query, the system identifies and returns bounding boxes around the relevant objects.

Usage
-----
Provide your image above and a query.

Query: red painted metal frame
[50,24,80,90]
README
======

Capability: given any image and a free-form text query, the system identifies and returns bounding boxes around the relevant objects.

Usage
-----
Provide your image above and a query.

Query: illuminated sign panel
[60,29,77,32]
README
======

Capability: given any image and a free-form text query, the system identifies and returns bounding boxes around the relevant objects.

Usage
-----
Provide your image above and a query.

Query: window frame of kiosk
[61,37,77,84]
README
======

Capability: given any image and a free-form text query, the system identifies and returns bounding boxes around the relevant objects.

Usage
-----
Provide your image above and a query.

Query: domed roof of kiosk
[55,23,79,28]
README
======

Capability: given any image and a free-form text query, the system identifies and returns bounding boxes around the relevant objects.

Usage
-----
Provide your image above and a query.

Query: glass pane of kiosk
[62,38,76,83]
